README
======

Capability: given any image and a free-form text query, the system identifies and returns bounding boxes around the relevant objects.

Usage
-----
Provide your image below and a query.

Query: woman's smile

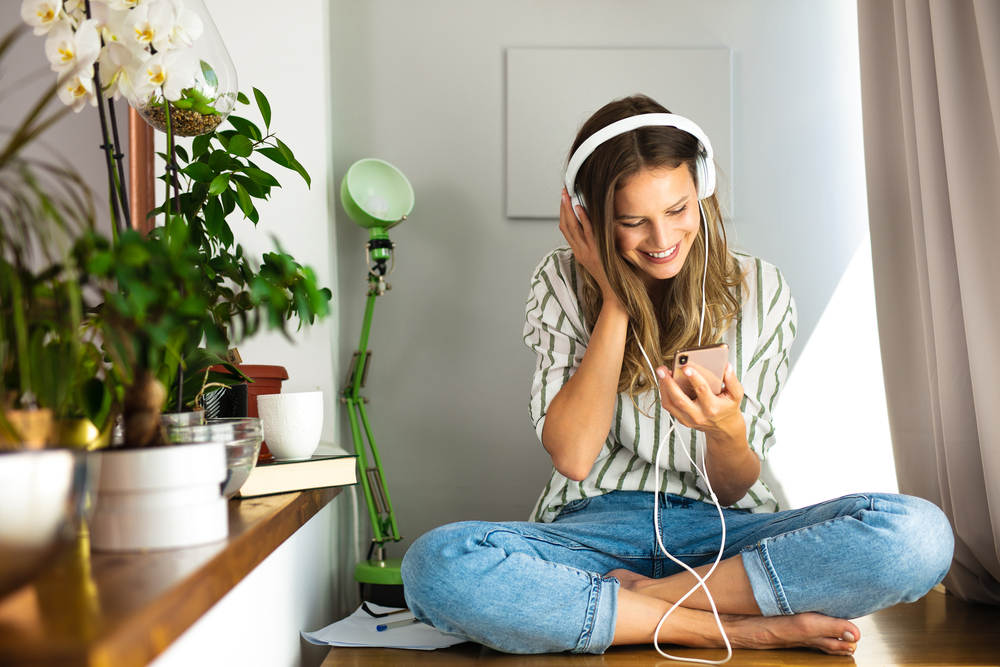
[639,243,680,262]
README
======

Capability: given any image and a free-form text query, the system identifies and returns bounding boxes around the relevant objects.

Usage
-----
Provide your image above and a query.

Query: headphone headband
[564,113,716,208]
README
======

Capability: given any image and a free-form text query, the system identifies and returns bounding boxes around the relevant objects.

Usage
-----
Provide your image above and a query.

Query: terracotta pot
[210,364,287,462]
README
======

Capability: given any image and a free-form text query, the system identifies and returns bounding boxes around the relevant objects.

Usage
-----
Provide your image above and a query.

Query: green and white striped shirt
[523,247,796,522]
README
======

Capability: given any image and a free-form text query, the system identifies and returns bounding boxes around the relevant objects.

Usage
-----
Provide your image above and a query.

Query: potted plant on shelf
[0,26,113,452]
[10,1,333,551]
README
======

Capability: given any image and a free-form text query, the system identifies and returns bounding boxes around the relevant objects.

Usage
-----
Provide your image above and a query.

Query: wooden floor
[321,589,1000,666]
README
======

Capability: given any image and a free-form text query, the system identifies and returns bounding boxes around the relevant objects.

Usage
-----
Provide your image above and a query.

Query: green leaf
[174,145,189,163]
[241,167,280,188]
[192,134,212,158]
[253,88,271,128]
[258,146,289,168]
[233,174,266,199]
[237,91,250,105]
[208,173,231,196]
[227,115,262,141]
[228,134,253,158]
[182,162,214,183]
[275,138,310,187]
[200,60,219,89]
[208,149,235,171]
[221,189,236,215]
[234,181,254,218]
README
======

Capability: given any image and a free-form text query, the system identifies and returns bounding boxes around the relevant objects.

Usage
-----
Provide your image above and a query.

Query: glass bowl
[209,418,262,498]
[163,417,262,498]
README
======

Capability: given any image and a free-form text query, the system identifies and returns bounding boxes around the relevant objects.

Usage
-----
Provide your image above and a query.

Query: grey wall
[329,0,870,553]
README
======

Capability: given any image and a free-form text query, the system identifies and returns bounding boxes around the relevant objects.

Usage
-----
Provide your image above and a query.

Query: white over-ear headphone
[563,112,716,211]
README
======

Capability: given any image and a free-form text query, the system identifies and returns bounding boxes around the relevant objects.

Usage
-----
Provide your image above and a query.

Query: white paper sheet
[302,603,466,651]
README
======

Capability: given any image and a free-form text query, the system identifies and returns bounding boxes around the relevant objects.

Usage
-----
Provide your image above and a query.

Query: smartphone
[671,343,729,400]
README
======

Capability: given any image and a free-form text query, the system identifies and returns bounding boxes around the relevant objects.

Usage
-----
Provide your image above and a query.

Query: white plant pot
[90,442,228,551]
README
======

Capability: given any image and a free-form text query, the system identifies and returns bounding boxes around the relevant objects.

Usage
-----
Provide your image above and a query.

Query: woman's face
[613,164,701,286]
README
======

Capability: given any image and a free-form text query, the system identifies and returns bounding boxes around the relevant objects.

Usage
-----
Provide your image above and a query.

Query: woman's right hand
[559,188,617,303]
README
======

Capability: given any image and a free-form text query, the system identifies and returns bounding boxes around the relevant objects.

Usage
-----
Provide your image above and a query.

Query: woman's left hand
[655,363,746,439]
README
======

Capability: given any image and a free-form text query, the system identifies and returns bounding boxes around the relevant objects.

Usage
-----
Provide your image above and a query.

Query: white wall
[152,3,350,666]
[329,0,884,553]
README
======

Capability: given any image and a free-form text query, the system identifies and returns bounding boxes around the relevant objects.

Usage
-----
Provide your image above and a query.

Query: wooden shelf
[0,486,344,666]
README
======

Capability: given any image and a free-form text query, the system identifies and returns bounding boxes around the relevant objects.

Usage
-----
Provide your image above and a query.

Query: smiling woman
[397,93,954,659]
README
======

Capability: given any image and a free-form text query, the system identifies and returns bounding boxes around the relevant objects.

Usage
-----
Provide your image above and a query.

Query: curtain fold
[858,0,1000,605]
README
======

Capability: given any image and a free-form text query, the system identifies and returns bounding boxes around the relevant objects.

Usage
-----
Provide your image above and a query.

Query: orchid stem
[84,0,125,242]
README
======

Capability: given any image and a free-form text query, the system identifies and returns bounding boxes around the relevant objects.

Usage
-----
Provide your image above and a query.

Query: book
[237,451,357,498]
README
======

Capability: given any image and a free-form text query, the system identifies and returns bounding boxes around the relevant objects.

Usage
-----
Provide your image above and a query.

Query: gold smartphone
[671,343,730,400]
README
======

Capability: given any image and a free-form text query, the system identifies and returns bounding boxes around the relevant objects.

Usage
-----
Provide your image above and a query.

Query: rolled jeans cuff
[576,574,618,654]
[741,544,789,616]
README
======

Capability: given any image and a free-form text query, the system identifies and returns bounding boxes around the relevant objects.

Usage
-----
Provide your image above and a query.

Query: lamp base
[356,557,405,607]
[360,582,406,608]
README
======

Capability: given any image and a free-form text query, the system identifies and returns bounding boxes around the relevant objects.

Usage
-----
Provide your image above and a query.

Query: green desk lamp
[340,158,414,607]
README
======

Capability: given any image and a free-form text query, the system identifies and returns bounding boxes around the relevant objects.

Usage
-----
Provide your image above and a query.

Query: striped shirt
[523,246,797,522]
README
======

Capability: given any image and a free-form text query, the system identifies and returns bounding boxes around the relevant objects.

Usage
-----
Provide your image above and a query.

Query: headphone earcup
[695,153,716,200]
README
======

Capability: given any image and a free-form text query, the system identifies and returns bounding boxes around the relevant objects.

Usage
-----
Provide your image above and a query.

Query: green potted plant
[11,2,333,550]
[0,26,112,451]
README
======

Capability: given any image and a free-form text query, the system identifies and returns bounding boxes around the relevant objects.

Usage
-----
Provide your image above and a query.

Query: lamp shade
[340,159,414,230]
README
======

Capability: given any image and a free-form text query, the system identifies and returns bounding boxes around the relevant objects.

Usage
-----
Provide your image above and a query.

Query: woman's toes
[813,636,856,656]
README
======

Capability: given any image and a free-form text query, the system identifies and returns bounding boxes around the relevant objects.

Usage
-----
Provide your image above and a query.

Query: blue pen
[376,617,419,632]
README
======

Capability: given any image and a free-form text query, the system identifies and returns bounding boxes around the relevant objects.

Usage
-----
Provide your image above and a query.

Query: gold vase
[54,418,111,451]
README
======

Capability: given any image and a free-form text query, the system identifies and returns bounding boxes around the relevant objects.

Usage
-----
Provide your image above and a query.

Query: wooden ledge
[0,486,343,666]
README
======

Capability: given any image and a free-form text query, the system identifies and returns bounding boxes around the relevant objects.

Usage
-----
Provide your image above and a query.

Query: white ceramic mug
[257,391,323,460]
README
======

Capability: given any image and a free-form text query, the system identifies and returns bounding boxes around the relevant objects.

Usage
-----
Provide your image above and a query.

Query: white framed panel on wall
[505,47,732,219]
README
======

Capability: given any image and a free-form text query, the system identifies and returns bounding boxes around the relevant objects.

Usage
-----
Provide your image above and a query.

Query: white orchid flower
[131,51,197,104]
[20,0,64,36]
[57,72,97,112]
[99,0,151,10]
[126,1,177,52]
[62,0,87,24]
[44,19,101,80]
[99,40,148,100]
[162,0,203,50]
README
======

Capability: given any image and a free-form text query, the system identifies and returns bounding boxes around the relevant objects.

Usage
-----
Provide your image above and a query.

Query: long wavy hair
[568,94,745,397]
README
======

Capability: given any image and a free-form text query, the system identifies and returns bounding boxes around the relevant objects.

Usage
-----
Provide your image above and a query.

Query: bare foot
[725,612,860,657]
[607,568,861,656]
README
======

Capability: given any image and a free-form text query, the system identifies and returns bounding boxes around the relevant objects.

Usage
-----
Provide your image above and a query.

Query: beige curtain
[858,0,1000,605]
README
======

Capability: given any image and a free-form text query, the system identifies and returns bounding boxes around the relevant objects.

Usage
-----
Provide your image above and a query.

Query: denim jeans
[401,491,953,654]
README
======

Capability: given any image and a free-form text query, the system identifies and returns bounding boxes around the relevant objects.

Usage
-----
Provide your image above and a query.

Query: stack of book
[237,447,357,498]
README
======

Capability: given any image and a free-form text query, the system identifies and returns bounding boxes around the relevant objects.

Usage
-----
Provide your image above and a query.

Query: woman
[401,94,953,657]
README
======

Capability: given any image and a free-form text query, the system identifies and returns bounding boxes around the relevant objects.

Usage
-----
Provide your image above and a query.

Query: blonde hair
[569,95,745,396]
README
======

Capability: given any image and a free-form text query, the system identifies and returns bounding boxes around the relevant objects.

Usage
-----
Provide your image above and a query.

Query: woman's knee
[401,521,491,609]
[872,494,954,600]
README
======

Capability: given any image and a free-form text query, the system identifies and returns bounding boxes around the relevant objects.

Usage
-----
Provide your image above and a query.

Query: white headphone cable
[635,337,732,664]
[697,201,709,347]
[630,201,731,663]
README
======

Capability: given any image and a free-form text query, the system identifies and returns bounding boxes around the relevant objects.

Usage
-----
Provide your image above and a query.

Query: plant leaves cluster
[1,20,333,441]
[148,88,330,357]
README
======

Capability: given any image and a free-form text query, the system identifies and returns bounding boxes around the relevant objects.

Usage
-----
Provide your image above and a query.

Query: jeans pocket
[665,493,696,509]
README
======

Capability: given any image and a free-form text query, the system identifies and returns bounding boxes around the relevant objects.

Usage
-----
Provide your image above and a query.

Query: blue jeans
[401,491,953,654]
